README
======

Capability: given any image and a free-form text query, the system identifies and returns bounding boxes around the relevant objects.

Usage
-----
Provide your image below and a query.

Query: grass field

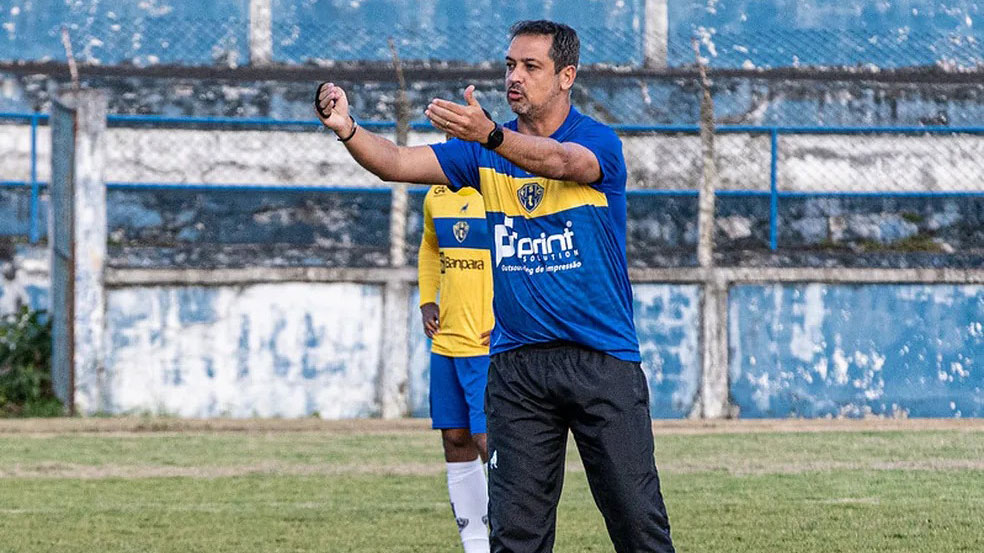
[0,418,982,553]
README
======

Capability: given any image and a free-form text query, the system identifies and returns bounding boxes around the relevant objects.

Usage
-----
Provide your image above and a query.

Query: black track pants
[485,342,675,553]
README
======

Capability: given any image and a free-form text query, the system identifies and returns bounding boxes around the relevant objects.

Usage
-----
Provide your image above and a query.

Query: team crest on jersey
[517,182,545,213]
[453,220,469,243]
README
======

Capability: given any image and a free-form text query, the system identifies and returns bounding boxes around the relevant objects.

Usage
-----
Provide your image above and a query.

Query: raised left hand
[425,85,496,143]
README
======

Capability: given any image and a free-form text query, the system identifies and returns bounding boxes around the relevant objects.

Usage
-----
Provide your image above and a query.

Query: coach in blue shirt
[315,20,676,553]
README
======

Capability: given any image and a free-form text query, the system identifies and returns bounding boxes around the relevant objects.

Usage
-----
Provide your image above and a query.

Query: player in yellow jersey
[418,184,494,553]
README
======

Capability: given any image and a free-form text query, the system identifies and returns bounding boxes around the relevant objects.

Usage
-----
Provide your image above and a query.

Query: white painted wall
[104,283,384,417]
[2,126,981,191]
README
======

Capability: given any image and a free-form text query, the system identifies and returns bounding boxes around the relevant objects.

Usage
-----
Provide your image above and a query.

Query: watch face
[484,124,504,149]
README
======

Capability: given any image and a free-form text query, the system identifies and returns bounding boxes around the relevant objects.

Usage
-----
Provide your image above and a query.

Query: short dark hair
[509,20,580,72]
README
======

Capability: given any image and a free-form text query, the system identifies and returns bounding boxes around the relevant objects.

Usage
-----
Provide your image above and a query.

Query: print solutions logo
[493,182,582,273]
[493,217,577,267]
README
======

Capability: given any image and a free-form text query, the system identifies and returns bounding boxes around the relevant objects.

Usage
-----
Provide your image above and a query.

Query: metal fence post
[248,0,273,66]
[769,128,779,251]
[29,112,40,244]
[378,42,411,419]
[49,90,109,415]
[643,0,669,68]
[693,41,731,419]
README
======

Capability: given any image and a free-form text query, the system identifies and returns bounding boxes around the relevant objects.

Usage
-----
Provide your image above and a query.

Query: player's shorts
[429,352,489,434]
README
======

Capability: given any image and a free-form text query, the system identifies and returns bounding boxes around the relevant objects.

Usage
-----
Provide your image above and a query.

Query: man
[315,19,675,553]
[418,182,494,553]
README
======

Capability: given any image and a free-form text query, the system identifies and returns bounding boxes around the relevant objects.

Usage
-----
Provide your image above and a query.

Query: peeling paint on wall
[407,287,430,418]
[13,272,983,419]
[104,283,383,417]
[634,284,702,418]
[729,284,984,418]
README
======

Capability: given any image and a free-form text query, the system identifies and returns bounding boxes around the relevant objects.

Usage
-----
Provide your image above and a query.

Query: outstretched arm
[425,86,602,185]
[316,82,450,185]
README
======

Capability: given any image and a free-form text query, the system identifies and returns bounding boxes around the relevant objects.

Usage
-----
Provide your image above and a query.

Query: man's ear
[559,65,577,91]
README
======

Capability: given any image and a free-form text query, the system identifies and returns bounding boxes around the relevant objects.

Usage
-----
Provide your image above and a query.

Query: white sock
[446,459,490,553]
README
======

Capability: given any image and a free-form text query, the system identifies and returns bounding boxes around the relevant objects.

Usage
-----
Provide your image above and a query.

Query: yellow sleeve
[417,194,441,306]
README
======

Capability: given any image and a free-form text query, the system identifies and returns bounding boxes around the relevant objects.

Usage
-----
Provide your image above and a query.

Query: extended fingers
[425,103,462,125]
[429,98,468,115]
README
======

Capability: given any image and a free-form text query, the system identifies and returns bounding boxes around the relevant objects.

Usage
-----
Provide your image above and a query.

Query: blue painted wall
[6,273,982,418]
[634,284,701,418]
[0,0,248,65]
[672,1,983,68]
[0,188,40,237]
[4,1,981,68]
[729,284,984,418]
[272,0,643,65]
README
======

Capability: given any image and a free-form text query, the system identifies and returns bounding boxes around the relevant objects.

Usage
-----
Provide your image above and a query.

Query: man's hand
[421,303,440,339]
[314,82,354,136]
[481,329,492,347]
[425,85,496,143]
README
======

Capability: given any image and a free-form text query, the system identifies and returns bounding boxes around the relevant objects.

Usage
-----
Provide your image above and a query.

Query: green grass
[0,423,982,553]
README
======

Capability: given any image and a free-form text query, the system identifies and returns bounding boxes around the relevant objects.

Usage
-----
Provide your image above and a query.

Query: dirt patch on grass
[0,460,447,479]
[1,417,981,436]
[0,417,433,435]
[650,418,984,435]
[657,458,984,475]
[5,455,984,480]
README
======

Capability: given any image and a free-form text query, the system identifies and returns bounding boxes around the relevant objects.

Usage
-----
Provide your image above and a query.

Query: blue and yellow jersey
[430,107,640,362]
[418,185,494,357]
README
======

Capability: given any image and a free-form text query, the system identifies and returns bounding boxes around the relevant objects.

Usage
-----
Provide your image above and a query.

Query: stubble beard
[509,97,532,116]
[508,81,564,120]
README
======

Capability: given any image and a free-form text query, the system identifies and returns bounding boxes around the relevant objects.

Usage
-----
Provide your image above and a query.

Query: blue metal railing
[3,113,983,251]
[0,112,48,243]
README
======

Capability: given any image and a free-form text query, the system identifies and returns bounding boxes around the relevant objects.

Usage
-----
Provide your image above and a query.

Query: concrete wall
[4,1,978,68]
[102,283,383,417]
[5,260,981,418]
[0,0,249,66]
[730,283,984,418]
[83,281,701,418]
[62,280,984,418]
[4,74,984,126]
[5,186,983,270]
[3,125,982,192]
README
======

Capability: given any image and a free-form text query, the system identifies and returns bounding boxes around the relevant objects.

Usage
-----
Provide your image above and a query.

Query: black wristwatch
[482,122,504,150]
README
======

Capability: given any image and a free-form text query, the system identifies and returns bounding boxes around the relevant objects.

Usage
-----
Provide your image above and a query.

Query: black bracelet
[337,115,358,142]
